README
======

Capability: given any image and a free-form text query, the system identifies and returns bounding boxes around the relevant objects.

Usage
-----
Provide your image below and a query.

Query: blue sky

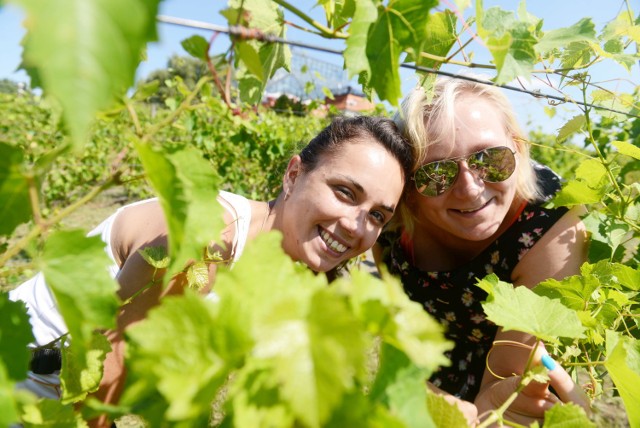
[1,0,639,135]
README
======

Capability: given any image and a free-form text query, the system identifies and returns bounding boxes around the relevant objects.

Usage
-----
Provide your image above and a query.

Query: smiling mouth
[455,200,490,214]
[319,228,349,254]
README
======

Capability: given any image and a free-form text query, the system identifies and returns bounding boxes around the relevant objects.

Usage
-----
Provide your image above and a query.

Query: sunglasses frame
[412,146,517,197]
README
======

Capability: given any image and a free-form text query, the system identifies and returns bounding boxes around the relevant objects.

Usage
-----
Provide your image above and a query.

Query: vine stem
[271,0,348,39]
[141,76,212,142]
[0,179,116,268]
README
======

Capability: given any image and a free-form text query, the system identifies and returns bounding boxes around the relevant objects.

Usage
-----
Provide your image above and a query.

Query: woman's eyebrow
[340,174,396,214]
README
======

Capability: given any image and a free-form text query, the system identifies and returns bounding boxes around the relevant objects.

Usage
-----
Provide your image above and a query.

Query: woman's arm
[475,205,590,423]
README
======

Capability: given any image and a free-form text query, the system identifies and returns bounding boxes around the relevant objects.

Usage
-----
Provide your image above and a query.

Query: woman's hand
[428,382,479,426]
[475,352,590,426]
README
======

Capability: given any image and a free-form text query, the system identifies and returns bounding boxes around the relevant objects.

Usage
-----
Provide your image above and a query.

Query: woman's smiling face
[281,139,405,272]
[411,95,519,244]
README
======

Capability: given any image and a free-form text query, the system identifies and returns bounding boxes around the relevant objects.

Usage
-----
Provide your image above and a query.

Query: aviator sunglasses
[413,146,517,197]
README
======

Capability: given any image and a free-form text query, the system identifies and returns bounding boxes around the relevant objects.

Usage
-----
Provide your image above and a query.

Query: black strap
[30,348,62,374]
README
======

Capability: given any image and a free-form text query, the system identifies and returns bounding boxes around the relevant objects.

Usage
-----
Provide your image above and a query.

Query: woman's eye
[336,186,355,201]
[370,211,385,224]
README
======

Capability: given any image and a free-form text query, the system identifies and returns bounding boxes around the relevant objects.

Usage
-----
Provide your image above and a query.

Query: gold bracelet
[485,340,534,380]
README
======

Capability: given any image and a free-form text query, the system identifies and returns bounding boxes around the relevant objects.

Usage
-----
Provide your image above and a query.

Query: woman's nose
[451,162,484,198]
[340,209,366,237]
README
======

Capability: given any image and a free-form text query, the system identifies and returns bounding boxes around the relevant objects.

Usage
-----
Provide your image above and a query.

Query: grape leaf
[220,233,365,427]
[613,140,640,160]
[553,158,609,206]
[535,274,601,311]
[535,18,596,54]
[604,333,640,428]
[181,35,209,61]
[133,141,223,279]
[19,396,88,427]
[0,296,34,381]
[342,269,452,371]
[543,402,595,427]
[412,10,458,70]
[0,143,31,236]
[344,0,377,78]
[560,41,594,70]
[557,115,586,142]
[15,0,161,149]
[59,333,111,404]
[319,0,355,29]
[370,343,436,428]
[476,2,539,83]
[365,0,437,105]
[124,291,239,424]
[41,230,120,401]
[248,289,367,427]
[222,0,290,104]
[478,275,585,342]
[426,389,469,428]
[0,363,20,427]
[137,245,170,270]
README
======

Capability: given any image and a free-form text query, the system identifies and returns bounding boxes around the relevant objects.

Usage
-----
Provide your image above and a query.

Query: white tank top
[9,191,252,347]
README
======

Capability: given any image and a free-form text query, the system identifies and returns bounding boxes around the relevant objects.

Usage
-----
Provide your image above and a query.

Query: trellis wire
[156,15,640,119]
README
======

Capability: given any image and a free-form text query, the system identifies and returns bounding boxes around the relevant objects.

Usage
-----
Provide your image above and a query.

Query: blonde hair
[393,76,541,234]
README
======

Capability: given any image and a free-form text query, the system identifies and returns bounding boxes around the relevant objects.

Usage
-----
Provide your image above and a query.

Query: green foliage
[0,296,34,380]
[14,0,162,149]
[1,0,640,426]
[142,55,212,104]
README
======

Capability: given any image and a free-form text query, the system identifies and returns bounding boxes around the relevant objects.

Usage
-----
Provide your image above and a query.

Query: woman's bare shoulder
[512,205,588,287]
[110,200,168,265]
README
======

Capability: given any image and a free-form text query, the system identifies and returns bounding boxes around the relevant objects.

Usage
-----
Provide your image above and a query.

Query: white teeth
[320,229,348,254]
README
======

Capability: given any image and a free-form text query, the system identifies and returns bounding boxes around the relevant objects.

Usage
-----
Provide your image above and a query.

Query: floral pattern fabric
[378,200,569,401]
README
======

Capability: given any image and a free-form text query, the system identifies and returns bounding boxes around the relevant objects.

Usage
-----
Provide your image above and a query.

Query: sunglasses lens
[414,146,516,197]
[414,161,459,196]
[468,147,516,182]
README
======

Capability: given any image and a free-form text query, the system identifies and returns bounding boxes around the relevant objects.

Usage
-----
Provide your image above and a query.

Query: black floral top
[377,164,567,401]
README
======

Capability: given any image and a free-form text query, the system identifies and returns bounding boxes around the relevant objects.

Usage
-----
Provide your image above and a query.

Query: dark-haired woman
[11,115,413,423]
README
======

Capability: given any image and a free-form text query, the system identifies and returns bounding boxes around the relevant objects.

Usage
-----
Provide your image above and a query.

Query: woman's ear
[283,155,303,195]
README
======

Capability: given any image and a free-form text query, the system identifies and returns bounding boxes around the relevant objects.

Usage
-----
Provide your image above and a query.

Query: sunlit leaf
[414,10,457,70]
[344,0,377,78]
[0,143,31,236]
[369,344,436,428]
[536,18,596,53]
[133,141,223,278]
[604,333,640,428]
[0,296,34,380]
[543,402,595,427]
[41,230,120,401]
[426,389,469,428]
[138,245,170,270]
[186,261,209,291]
[237,42,265,82]
[561,41,594,70]
[613,140,640,160]
[60,333,111,404]
[19,396,87,427]
[342,269,452,371]
[124,292,235,424]
[476,2,539,83]
[0,363,20,427]
[365,0,437,104]
[181,35,209,61]
[557,115,586,142]
[222,0,290,104]
[479,275,585,342]
[15,0,161,149]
